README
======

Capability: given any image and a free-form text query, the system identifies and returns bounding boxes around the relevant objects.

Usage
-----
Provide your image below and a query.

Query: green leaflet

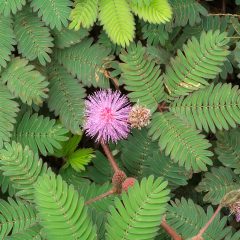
[196,167,240,205]
[35,173,97,240]
[52,26,89,49]
[14,7,54,66]
[30,0,72,30]
[1,57,48,105]
[120,42,165,112]
[0,84,19,148]
[165,30,230,98]
[69,0,98,30]
[170,83,240,133]
[0,14,16,71]
[148,112,213,172]
[0,142,50,201]
[55,39,113,88]
[0,198,38,239]
[99,0,135,47]
[166,198,232,239]
[106,176,170,240]
[47,63,86,134]
[169,0,208,27]
[13,112,69,156]
[215,128,240,174]
[130,0,172,24]
[0,0,26,16]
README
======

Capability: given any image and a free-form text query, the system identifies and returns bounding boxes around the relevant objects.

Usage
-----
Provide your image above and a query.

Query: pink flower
[84,89,131,143]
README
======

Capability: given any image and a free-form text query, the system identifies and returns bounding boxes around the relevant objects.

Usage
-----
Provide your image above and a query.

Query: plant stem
[85,189,115,205]
[192,205,222,239]
[208,13,240,18]
[161,217,183,240]
[101,141,120,172]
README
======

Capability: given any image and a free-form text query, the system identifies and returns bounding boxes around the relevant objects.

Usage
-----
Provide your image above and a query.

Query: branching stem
[192,205,222,239]
[161,217,183,240]
[85,189,116,205]
[101,141,120,172]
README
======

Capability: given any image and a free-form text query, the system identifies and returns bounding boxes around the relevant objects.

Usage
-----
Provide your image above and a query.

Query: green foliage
[55,39,113,88]
[130,0,172,24]
[69,0,98,30]
[5,225,42,240]
[52,27,88,49]
[65,148,95,172]
[106,176,170,240]
[0,85,19,148]
[34,173,97,240]
[0,0,26,16]
[149,112,213,172]
[0,197,37,239]
[14,7,54,66]
[120,42,165,111]
[13,112,68,156]
[99,0,135,47]
[47,63,86,134]
[166,198,232,239]
[169,0,208,27]
[196,167,240,205]
[0,142,49,200]
[142,22,169,46]
[170,83,240,133]
[215,128,240,174]
[165,30,230,98]
[0,14,16,71]
[1,57,48,105]
[30,0,72,30]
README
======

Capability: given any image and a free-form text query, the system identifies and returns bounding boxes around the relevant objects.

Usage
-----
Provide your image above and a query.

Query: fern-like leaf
[0,0,26,16]
[65,148,95,172]
[14,7,54,66]
[215,128,240,174]
[148,112,213,172]
[196,167,240,205]
[0,15,16,71]
[52,27,89,49]
[166,198,231,239]
[99,0,135,47]
[30,0,72,30]
[0,142,49,200]
[1,57,48,105]
[169,0,208,27]
[34,173,97,240]
[120,42,165,111]
[170,83,240,133]
[47,63,86,134]
[130,0,172,24]
[69,0,98,30]
[106,176,170,240]
[0,84,19,148]
[5,225,42,240]
[165,30,230,98]
[55,39,113,88]
[0,198,37,239]
[13,112,68,156]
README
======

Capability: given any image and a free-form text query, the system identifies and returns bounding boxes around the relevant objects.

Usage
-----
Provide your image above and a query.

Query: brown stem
[101,141,120,172]
[161,217,183,240]
[158,102,169,112]
[192,205,222,239]
[208,13,240,18]
[85,189,115,205]
[222,0,226,13]
[103,70,120,90]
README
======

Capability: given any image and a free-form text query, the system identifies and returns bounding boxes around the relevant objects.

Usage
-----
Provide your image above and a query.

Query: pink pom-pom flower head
[84,89,131,143]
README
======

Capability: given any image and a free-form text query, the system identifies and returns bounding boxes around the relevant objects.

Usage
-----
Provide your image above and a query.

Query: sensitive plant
[0,0,240,239]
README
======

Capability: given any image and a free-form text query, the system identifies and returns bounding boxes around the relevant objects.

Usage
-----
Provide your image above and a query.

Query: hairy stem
[101,141,120,172]
[85,189,116,205]
[192,205,222,239]
[161,217,183,240]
